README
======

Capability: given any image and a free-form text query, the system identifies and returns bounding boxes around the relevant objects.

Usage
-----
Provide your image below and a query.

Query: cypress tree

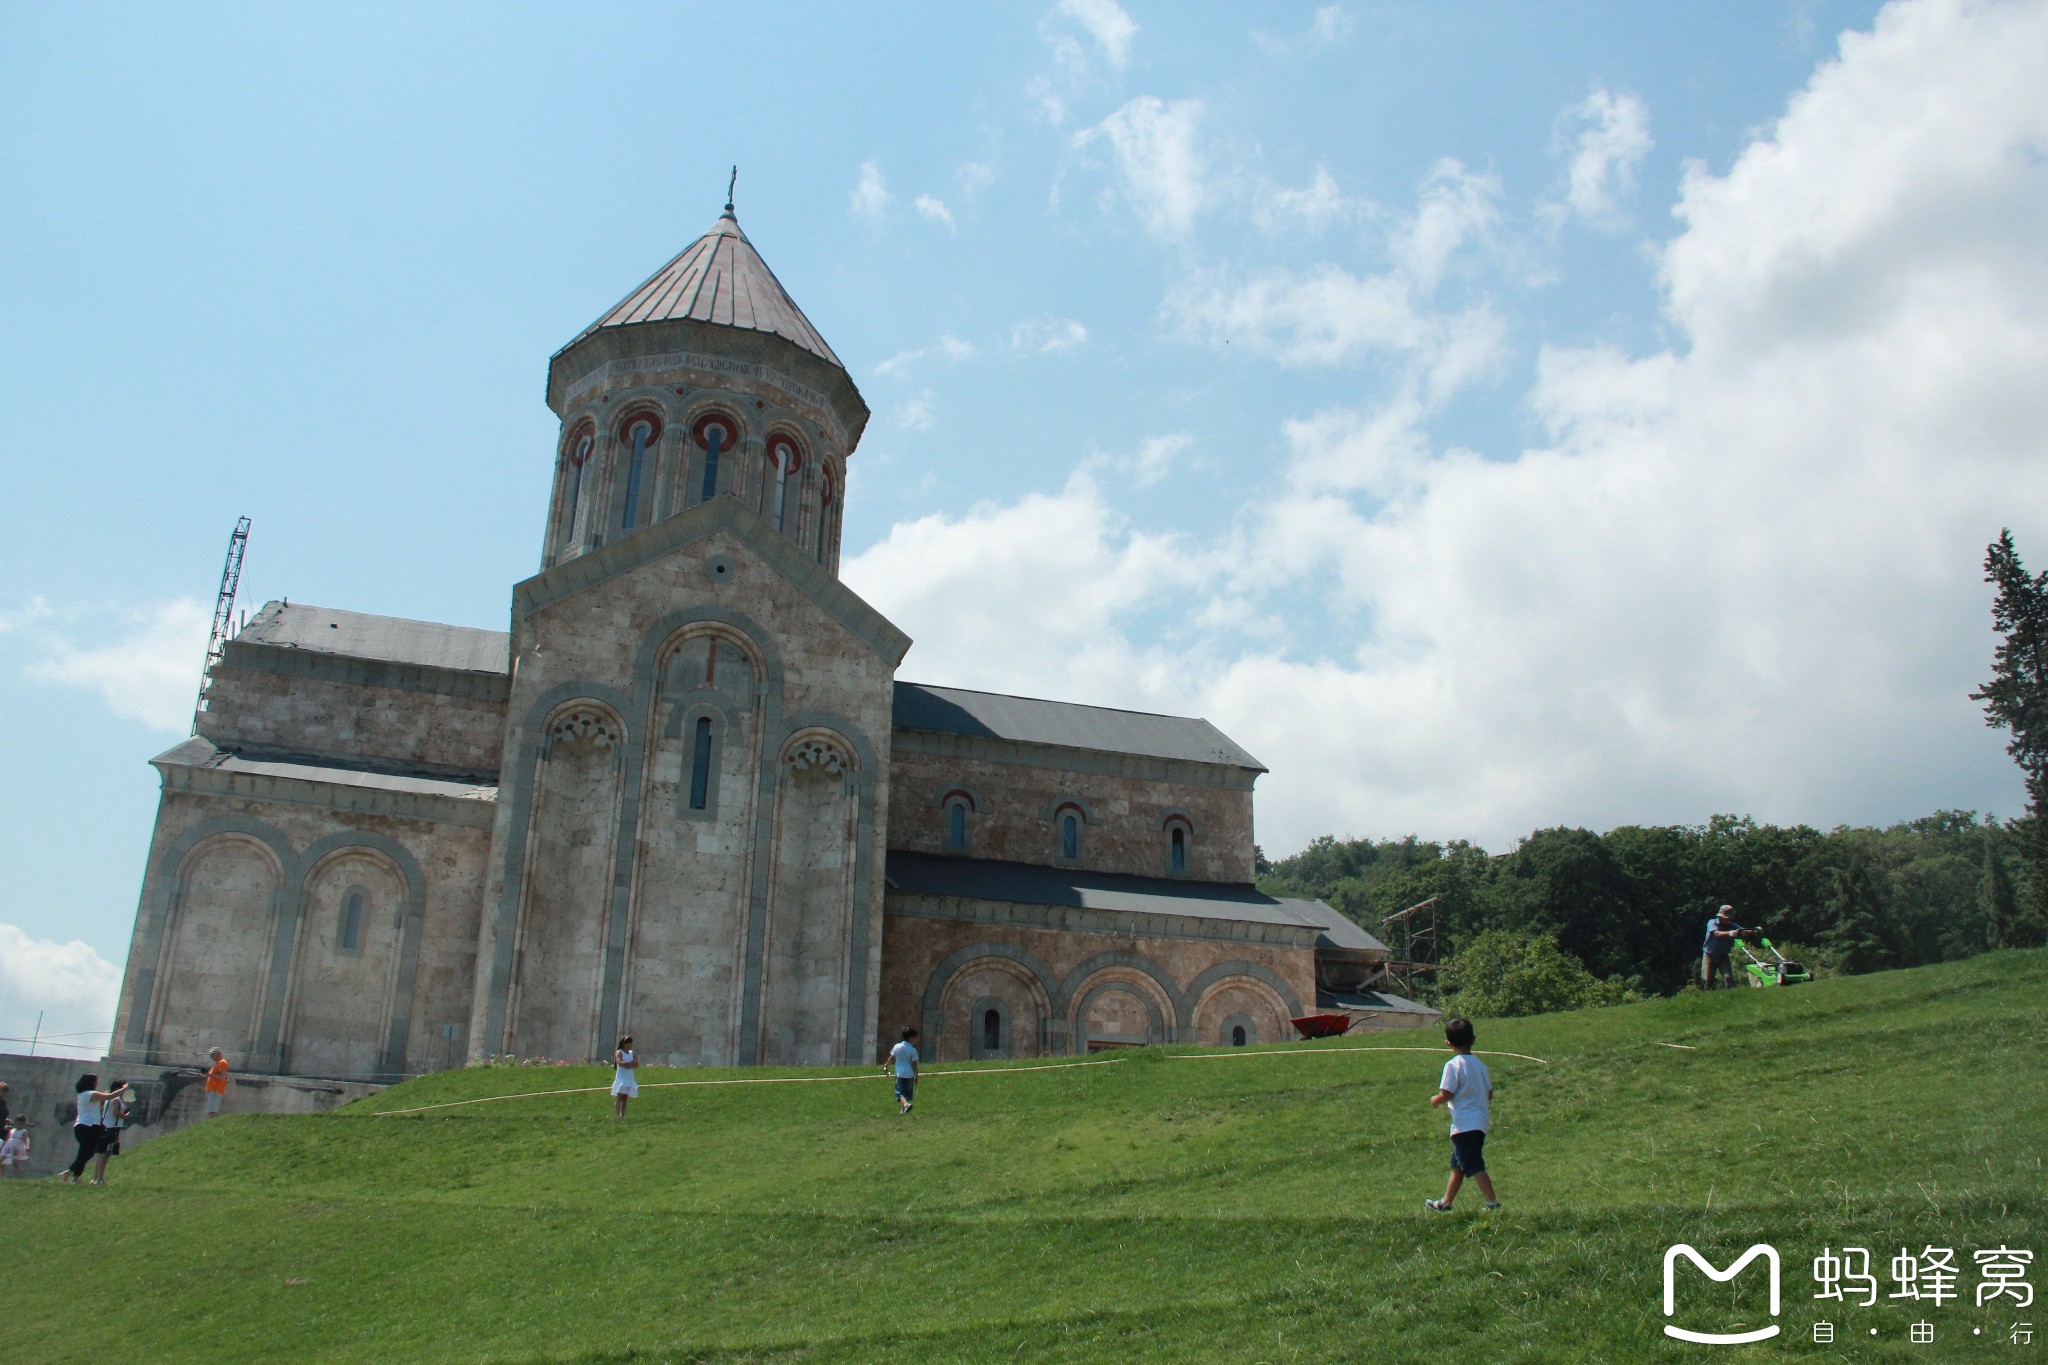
[1971,530,2048,933]
[1981,833,2021,949]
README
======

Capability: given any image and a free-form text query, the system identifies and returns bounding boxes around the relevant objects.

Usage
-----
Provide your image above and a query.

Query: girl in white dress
[611,1036,638,1119]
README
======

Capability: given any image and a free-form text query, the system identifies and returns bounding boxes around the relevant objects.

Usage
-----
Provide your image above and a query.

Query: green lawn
[5,952,2044,1362]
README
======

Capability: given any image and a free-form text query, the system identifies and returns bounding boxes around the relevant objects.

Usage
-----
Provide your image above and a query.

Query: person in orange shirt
[203,1048,230,1117]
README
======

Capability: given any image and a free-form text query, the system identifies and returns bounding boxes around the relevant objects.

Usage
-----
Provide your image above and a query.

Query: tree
[1822,854,1892,974]
[1982,829,2047,949]
[1442,930,1628,1018]
[1971,530,2048,932]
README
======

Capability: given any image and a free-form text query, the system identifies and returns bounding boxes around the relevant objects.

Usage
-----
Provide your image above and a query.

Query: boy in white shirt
[1424,1017,1500,1212]
[0,1120,28,1176]
[888,1027,920,1114]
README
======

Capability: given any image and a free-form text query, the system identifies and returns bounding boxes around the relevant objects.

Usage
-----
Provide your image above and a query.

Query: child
[1424,1017,1500,1213]
[611,1036,638,1119]
[888,1027,919,1114]
[203,1048,230,1117]
[0,1120,27,1177]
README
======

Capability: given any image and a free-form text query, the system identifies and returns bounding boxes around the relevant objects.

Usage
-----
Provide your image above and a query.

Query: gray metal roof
[885,851,1340,936]
[153,736,499,802]
[893,681,1265,771]
[562,208,845,370]
[1284,900,1391,954]
[234,602,510,675]
[1317,988,1442,1017]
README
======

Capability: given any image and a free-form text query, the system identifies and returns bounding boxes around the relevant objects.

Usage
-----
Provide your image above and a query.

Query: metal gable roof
[233,602,511,675]
[892,681,1266,771]
[562,208,845,370]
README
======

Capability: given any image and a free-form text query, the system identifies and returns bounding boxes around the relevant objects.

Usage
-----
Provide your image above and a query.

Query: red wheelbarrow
[1290,1013,1357,1040]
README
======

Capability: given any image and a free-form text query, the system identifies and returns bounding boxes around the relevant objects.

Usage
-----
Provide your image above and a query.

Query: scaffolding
[1379,895,1443,999]
[193,516,251,727]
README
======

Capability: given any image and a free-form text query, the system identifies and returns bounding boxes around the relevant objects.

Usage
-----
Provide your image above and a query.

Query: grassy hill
[4,951,2044,1362]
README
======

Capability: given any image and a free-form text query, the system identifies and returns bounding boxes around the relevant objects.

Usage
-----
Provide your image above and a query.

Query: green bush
[1441,930,1631,1017]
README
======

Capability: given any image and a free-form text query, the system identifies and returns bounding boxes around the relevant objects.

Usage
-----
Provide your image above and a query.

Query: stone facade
[105,205,1416,1084]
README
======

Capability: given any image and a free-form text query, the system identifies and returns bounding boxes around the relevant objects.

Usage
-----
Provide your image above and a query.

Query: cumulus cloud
[851,0,2048,852]
[1250,165,1360,235]
[1256,4,1354,55]
[1077,96,1212,239]
[850,161,891,221]
[1011,316,1089,353]
[898,392,938,431]
[875,335,976,378]
[0,923,120,1057]
[1549,88,1653,226]
[914,194,957,232]
[12,598,209,732]
[1058,0,1136,69]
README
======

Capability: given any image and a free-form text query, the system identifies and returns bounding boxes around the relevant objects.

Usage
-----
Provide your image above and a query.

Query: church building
[108,203,1420,1080]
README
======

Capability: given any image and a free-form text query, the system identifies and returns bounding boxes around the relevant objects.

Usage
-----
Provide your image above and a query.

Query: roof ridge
[896,678,1228,729]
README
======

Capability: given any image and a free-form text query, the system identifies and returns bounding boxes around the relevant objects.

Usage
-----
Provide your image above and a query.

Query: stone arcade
[108,204,1431,1081]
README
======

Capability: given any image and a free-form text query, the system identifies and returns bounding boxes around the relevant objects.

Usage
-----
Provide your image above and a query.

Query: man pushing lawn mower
[1701,905,1752,989]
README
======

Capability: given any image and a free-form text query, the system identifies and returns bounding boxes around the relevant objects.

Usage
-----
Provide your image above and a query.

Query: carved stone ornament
[550,709,619,750]
[785,737,848,775]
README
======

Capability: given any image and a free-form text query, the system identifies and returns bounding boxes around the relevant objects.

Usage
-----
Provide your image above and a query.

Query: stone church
[108,203,1420,1081]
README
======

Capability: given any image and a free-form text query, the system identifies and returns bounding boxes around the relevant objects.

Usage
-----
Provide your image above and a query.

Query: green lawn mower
[1737,935,1811,987]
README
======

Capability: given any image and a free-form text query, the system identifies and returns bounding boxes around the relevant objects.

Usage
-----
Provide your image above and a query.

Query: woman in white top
[611,1035,638,1119]
[61,1073,127,1184]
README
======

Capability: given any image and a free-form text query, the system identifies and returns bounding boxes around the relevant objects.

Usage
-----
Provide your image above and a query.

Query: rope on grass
[1169,1045,1550,1065]
[1654,1042,1698,1050]
[369,1057,1127,1117]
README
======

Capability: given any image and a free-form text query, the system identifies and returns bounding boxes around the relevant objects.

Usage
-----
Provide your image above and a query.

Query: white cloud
[1549,88,1653,225]
[0,923,120,1057]
[17,598,210,732]
[0,596,53,634]
[1309,5,1352,47]
[1251,165,1359,235]
[914,194,957,232]
[850,160,892,221]
[1130,433,1191,487]
[958,161,996,200]
[850,0,2048,853]
[1059,0,1137,68]
[1077,96,1212,239]
[1167,158,1504,392]
[1011,316,1089,353]
[899,392,938,430]
[875,335,975,379]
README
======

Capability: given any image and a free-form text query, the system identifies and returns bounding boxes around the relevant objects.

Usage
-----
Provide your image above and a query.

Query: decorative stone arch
[126,814,296,1063]
[920,943,1058,1060]
[1059,951,1182,1052]
[681,399,753,506]
[607,399,670,532]
[1185,961,1302,1049]
[269,831,429,1078]
[480,680,636,1054]
[633,606,785,694]
[1043,796,1093,866]
[1071,973,1172,1053]
[928,783,986,853]
[1159,807,1198,877]
[551,415,601,561]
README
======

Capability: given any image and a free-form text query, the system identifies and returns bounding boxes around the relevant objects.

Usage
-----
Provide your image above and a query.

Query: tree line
[1259,812,2043,1010]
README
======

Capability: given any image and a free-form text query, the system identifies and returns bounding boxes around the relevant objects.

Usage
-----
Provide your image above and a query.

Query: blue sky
[6,0,2046,1049]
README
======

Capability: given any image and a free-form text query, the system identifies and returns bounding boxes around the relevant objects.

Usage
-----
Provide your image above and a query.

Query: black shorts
[894,1077,915,1104]
[1450,1129,1487,1175]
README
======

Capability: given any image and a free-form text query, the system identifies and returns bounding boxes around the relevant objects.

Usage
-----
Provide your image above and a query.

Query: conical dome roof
[564,208,844,370]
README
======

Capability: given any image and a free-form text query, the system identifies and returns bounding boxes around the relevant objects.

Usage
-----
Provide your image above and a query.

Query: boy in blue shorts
[888,1027,919,1114]
[1424,1016,1500,1212]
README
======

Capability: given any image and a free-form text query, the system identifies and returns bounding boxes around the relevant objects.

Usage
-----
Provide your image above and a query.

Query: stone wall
[111,782,492,1081]
[472,499,907,1068]
[886,742,1257,882]
[0,1052,381,1181]
[200,646,508,777]
[877,898,1318,1062]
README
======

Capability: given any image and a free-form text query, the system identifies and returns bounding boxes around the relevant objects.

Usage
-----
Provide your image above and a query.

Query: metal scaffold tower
[193,516,251,728]
[1379,895,1443,999]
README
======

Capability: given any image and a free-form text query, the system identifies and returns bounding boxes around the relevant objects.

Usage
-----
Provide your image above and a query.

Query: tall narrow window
[694,413,738,504]
[1231,1025,1247,1047]
[983,1009,1002,1053]
[765,435,801,533]
[340,890,364,951]
[620,417,655,529]
[562,432,593,540]
[817,470,835,565]
[688,716,714,811]
[1060,812,1080,861]
[947,801,967,848]
[1170,825,1187,872]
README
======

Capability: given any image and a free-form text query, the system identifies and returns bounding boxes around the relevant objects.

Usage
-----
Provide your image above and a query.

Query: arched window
[561,430,594,539]
[1231,1025,1247,1047]
[765,434,802,532]
[1162,815,1194,875]
[1054,803,1085,863]
[693,412,738,505]
[941,790,974,851]
[984,1009,1002,1053]
[817,469,835,565]
[1170,825,1188,872]
[339,888,365,952]
[687,716,714,812]
[619,414,661,529]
